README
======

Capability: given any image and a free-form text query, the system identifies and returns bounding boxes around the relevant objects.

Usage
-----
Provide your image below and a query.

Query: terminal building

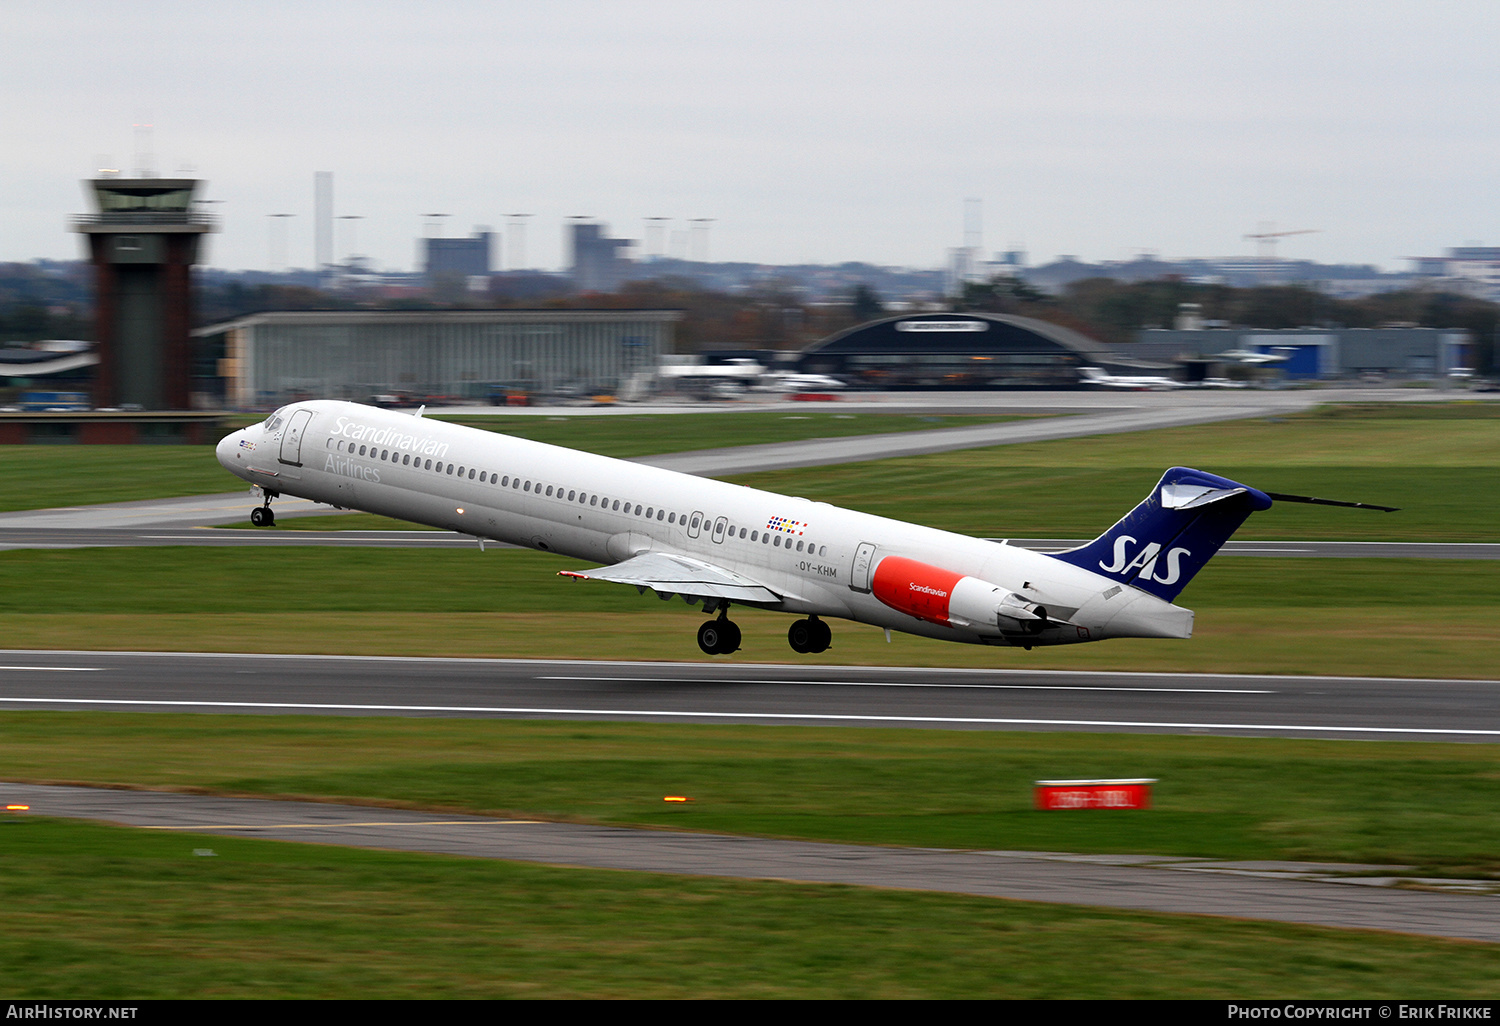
[195,309,681,409]
[795,312,1119,389]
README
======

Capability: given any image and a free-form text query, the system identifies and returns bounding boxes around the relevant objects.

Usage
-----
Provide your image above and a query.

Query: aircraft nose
[216,430,241,472]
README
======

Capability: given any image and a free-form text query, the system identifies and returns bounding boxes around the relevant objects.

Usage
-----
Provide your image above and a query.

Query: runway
[2,651,1497,741]
[8,782,1500,943]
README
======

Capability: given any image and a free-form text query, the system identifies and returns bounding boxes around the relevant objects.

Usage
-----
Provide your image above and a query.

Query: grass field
[0,410,1032,512]
[9,714,1500,873]
[5,403,1498,543]
[0,547,1494,678]
[4,400,1498,995]
[8,816,1499,999]
[730,402,1500,541]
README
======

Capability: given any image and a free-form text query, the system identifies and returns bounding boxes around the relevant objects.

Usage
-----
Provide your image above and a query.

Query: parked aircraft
[755,371,847,392]
[1079,366,1185,390]
[216,401,1391,655]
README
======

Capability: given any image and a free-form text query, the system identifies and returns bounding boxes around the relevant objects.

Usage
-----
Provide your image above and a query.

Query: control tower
[73,177,215,409]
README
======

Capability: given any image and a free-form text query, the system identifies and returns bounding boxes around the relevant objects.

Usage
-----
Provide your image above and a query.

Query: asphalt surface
[8,781,1499,943]
[2,651,1497,741]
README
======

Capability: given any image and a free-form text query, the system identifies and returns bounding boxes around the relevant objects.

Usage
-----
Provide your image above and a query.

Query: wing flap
[559,551,782,604]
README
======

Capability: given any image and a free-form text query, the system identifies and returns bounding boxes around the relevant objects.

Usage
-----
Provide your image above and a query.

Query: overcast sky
[4,1,1496,274]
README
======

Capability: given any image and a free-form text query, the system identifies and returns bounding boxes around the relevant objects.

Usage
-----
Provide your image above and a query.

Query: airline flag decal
[766,516,806,536]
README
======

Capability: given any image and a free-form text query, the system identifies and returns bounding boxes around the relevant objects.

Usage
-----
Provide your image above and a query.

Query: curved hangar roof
[807,312,1110,359]
[799,312,1113,388]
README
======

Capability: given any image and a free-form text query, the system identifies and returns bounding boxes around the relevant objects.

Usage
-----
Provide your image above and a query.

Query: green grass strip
[4,816,1497,998]
[6,715,1500,873]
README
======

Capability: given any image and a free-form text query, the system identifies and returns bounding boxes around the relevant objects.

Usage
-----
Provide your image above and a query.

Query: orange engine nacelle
[871,555,1051,634]
[871,556,969,627]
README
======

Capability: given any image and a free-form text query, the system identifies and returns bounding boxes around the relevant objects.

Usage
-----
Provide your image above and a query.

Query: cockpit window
[263,414,284,433]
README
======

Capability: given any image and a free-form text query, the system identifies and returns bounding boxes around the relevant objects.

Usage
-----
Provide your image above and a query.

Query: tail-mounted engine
[871,555,1074,638]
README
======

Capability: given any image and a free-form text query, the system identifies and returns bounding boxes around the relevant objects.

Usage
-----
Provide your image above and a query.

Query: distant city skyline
[4,1,1498,274]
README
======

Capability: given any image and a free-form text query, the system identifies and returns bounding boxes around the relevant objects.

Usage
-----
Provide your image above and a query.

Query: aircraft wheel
[787,619,813,654]
[698,619,731,655]
[720,620,741,653]
[808,618,832,653]
[264,508,276,526]
[250,507,269,527]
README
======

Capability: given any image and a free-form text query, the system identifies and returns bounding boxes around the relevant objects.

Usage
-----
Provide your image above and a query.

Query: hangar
[1134,327,1473,381]
[196,309,681,409]
[796,312,1117,389]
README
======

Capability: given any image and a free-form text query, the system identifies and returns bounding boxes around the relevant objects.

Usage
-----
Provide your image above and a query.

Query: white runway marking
[539,675,1274,694]
[0,695,1493,736]
[0,666,105,672]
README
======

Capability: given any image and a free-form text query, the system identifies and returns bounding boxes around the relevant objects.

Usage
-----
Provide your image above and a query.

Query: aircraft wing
[559,552,783,604]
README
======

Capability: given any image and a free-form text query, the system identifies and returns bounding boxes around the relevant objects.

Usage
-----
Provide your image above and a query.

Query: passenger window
[569,490,576,501]
[590,496,598,506]
[359,445,367,456]
[763,534,769,544]
[447,465,455,475]
[740,528,747,539]
[612,500,620,511]
[797,541,804,552]
[469,469,476,480]
[658,510,665,521]
[524,481,531,491]
[668,513,675,524]
[691,515,701,530]
[457,466,464,476]
[774,535,782,547]
[751,531,758,542]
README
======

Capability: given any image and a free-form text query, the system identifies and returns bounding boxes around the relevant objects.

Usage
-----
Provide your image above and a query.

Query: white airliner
[216,400,1391,656]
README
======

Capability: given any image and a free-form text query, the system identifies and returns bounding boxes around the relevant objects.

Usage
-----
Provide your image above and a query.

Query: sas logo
[1098,536,1190,586]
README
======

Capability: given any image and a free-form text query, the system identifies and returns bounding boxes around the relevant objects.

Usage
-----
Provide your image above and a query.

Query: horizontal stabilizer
[559,551,782,604]
[1263,491,1400,513]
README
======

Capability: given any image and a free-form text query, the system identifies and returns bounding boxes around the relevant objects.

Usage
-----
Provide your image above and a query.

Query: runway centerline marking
[0,696,1489,735]
[538,675,1274,694]
[0,666,105,672]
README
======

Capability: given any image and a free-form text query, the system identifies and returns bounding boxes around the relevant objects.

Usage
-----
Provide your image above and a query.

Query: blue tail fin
[1048,467,1272,602]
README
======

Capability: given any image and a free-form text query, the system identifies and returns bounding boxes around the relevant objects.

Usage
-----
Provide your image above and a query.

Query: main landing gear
[697,606,741,655]
[249,490,278,527]
[787,616,831,654]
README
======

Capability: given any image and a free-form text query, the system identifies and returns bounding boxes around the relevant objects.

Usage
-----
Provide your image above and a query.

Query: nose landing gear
[787,616,831,654]
[249,490,278,527]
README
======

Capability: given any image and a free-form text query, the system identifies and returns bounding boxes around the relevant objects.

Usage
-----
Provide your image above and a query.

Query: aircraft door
[850,541,877,593]
[687,510,704,539]
[278,409,314,467]
[711,516,727,543]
